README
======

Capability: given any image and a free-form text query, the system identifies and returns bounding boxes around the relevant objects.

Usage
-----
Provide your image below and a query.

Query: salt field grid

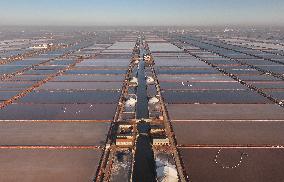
[164,30,284,182]
[0,31,137,182]
[0,28,284,182]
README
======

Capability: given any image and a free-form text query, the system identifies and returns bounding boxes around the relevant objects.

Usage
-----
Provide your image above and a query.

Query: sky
[0,0,284,26]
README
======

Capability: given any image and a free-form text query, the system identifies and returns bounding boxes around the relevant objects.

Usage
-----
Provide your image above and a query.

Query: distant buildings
[29,43,53,49]
[153,137,170,146]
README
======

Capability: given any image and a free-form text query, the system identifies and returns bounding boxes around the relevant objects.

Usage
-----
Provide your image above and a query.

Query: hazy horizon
[1,0,284,26]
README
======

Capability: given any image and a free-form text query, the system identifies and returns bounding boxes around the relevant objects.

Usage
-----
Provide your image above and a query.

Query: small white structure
[118,124,133,130]
[133,59,140,64]
[149,97,159,105]
[125,97,137,108]
[129,77,138,86]
[224,28,234,33]
[146,76,155,84]
[29,43,49,49]
[153,138,170,146]
[116,138,134,146]
[144,55,152,61]
[150,125,165,133]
